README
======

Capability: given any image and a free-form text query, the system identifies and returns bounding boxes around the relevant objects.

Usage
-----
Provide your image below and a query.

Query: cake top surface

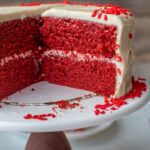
[0,3,134,23]
[42,4,134,26]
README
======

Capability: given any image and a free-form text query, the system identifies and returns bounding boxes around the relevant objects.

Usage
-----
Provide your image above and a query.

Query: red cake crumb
[56,100,80,109]
[128,33,133,39]
[92,9,99,17]
[115,54,123,62]
[92,4,132,20]
[94,78,147,115]
[95,109,100,115]
[24,113,32,119]
[124,77,147,99]
[24,113,56,121]
[95,109,105,115]
[40,17,118,58]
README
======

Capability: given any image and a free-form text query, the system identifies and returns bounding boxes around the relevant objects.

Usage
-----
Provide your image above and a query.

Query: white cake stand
[65,121,114,140]
[0,80,149,132]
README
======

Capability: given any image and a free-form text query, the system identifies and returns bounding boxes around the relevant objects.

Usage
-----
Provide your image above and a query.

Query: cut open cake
[0,3,135,100]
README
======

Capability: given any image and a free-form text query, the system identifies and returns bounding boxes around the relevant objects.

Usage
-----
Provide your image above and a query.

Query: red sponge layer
[0,56,37,100]
[0,16,119,100]
[43,56,117,97]
[0,18,41,59]
[40,17,118,58]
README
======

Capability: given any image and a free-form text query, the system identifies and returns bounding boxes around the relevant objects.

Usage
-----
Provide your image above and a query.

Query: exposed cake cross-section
[0,3,135,100]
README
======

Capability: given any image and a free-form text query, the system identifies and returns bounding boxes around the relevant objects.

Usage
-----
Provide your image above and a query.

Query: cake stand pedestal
[65,121,114,140]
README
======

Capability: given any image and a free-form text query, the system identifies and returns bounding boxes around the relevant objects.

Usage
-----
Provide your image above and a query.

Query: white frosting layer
[43,50,110,62]
[42,5,135,98]
[0,4,63,22]
[0,51,32,66]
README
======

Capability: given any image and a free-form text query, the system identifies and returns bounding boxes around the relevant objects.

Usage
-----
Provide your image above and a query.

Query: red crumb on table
[56,100,80,109]
[31,88,35,91]
[24,113,56,121]
[124,77,147,99]
[24,113,32,119]
[115,54,123,62]
[23,100,80,121]
[92,4,132,19]
[92,9,99,17]
[94,78,147,115]
[98,13,102,19]
[128,33,133,39]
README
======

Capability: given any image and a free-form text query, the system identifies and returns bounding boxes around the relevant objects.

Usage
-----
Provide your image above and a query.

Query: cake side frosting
[42,4,135,98]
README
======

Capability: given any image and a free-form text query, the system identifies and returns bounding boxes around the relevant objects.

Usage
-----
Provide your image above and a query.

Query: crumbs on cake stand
[24,113,56,121]
[94,77,147,115]
[23,98,82,121]
[23,77,147,121]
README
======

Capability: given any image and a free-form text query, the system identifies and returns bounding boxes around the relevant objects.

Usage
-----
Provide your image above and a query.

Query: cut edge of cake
[41,4,135,98]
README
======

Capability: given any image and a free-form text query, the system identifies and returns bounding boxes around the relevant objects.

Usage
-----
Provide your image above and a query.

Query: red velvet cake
[0,3,135,100]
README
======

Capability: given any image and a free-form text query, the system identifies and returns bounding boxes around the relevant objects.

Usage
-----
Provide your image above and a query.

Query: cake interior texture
[41,17,118,96]
[0,18,40,59]
[0,18,41,100]
[40,17,118,58]
[0,4,134,100]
